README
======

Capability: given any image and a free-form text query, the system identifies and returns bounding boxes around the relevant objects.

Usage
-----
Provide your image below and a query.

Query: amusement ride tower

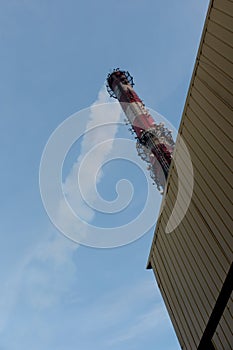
[106,68,175,192]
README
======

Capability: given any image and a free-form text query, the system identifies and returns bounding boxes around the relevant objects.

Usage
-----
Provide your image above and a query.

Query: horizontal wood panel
[197,65,233,108]
[193,77,233,124]
[208,20,233,48]
[161,189,227,297]
[191,86,233,136]
[185,108,232,168]
[151,265,186,348]
[210,8,233,32]
[162,172,230,274]
[182,113,233,207]
[205,31,233,64]
[150,257,190,350]
[155,227,205,342]
[182,124,232,188]
[176,134,233,260]
[202,44,233,84]
[151,249,198,349]
[214,0,233,17]
[189,76,233,147]
[153,209,223,346]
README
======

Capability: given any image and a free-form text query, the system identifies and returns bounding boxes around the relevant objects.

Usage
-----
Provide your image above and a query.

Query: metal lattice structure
[106,68,175,191]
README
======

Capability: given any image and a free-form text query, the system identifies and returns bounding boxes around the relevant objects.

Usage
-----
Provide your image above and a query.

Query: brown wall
[148,1,233,349]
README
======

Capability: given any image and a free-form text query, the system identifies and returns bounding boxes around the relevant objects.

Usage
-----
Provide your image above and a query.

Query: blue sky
[1,1,209,349]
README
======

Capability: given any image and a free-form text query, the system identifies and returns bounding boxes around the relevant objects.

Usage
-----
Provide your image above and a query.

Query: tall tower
[106,68,175,191]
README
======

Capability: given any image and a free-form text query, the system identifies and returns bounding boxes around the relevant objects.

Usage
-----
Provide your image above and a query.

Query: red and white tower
[106,68,175,192]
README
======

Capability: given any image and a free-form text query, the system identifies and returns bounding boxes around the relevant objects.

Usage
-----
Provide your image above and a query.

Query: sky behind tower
[1,1,209,349]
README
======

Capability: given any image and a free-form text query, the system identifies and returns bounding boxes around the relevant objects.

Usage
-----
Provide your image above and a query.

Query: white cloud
[57,86,122,234]
[0,87,122,333]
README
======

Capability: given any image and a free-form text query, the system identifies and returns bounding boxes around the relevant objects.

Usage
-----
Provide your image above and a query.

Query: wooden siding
[212,293,233,350]
[148,1,233,349]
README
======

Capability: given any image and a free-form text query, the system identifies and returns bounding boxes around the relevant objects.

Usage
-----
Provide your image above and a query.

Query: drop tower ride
[106,68,175,192]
